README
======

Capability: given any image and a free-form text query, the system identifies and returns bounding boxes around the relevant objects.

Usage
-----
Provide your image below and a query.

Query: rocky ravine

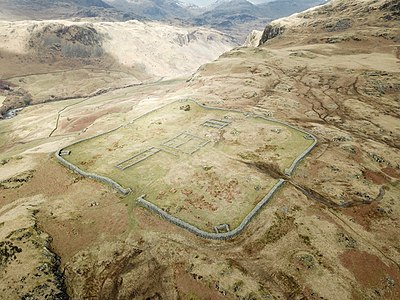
[0,194,68,299]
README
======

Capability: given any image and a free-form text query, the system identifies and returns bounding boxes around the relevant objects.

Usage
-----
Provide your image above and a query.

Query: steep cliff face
[258,24,285,45]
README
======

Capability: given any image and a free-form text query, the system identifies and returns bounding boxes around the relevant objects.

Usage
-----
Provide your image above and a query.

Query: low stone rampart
[56,149,131,195]
[55,99,317,238]
[137,179,286,240]
[253,115,317,176]
[54,124,131,195]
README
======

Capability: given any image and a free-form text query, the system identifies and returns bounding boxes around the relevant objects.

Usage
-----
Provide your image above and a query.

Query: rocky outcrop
[259,24,285,45]
[323,18,352,32]
[192,0,325,42]
[2,228,69,300]
[174,31,199,47]
[380,0,400,20]
[28,23,104,59]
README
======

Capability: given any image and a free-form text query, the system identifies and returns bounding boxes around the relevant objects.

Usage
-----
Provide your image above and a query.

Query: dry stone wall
[137,179,286,240]
[55,125,131,195]
[55,99,317,238]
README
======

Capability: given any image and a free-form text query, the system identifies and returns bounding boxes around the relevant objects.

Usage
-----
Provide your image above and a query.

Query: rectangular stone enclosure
[62,100,315,232]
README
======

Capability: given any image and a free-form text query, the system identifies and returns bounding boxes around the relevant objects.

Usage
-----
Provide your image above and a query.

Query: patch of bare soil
[199,171,241,204]
[182,190,218,212]
[174,265,230,300]
[59,106,124,133]
[363,168,389,184]
[340,250,400,299]
[341,201,387,230]
[382,167,400,179]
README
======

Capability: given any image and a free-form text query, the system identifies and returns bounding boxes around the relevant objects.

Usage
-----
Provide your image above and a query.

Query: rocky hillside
[257,0,400,45]
[182,2,400,296]
[0,20,235,78]
[0,19,235,117]
[0,0,399,299]
[0,194,68,299]
[0,0,137,21]
[0,0,329,42]
[103,0,190,20]
[193,0,327,41]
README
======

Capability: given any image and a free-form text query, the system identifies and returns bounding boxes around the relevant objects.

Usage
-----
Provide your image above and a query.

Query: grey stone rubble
[137,179,286,240]
[303,134,314,140]
[214,224,230,233]
[4,107,24,119]
[202,119,231,129]
[163,131,210,155]
[55,99,318,239]
[271,128,282,133]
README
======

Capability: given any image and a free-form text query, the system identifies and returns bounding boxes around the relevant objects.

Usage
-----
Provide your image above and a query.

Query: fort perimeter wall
[55,99,317,239]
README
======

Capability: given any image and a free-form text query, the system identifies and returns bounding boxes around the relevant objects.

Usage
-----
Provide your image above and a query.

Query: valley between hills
[0,0,399,299]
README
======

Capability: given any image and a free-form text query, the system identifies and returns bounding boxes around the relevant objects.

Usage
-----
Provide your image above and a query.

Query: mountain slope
[0,19,235,116]
[0,0,329,42]
[257,0,328,19]
[103,0,191,20]
[193,0,327,41]
[1,0,399,299]
[258,0,399,45]
[184,2,400,295]
[0,0,111,20]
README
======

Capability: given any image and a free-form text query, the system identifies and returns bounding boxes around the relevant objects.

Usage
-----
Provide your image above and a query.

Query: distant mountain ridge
[0,0,327,41]
[0,0,139,21]
[192,0,326,40]
[102,0,190,20]
[257,0,328,17]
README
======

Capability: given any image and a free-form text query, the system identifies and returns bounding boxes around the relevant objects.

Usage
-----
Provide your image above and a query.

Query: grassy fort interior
[60,99,315,233]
